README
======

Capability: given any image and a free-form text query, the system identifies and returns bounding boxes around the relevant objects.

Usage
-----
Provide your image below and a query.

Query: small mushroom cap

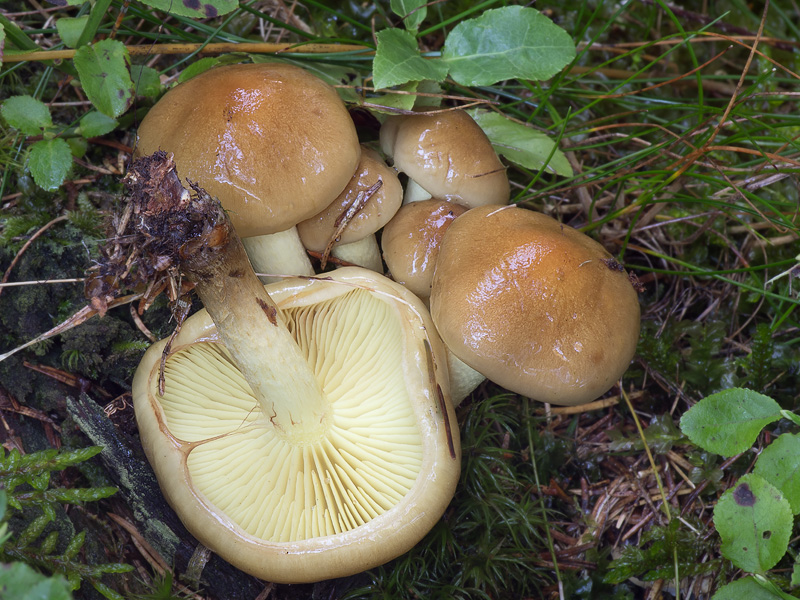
[430,206,640,406]
[135,63,360,237]
[132,268,460,583]
[380,110,510,208]
[382,199,467,299]
[297,147,403,251]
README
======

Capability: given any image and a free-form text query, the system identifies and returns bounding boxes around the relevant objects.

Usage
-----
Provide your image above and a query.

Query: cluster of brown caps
[130,62,641,584]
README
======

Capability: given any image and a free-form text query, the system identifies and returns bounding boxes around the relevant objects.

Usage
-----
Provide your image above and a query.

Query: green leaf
[442,6,576,87]
[753,433,800,514]
[714,474,792,573]
[79,111,118,138]
[136,0,237,19]
[373,28,447,90]
[779,409,800,427]
[28,138,72,191]
[792,561,800,587]
[391,0,427,34]
[130,65,163,99]
[0,562,73,600]
[66,137,88,159]
[712,576,796,600]
[56,16,89,48]
[63,531,85,560]
[73,39,133,118]
[1,96,53,136]
[467,109,573,177]
[680,388,782,457]
[178,56,230,83]
[369,81,419,113]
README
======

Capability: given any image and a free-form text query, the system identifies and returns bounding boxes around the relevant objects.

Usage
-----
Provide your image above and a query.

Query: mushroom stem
[127,152,328,441]
[447,352,486,406]
[331,235,383,272]
[403,178,433,204]
[243,227,315,283]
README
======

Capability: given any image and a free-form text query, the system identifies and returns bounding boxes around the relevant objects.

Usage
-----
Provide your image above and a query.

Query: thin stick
[4,42,371,63]
[0,278,85,288]
[0,215,69,299]
[0,293,143,363]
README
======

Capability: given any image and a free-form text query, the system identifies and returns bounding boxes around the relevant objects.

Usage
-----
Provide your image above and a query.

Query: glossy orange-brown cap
[379,110,509,208]
[297,147,402,251]
[429,206,640,406]
[382,199,467,299]
[135,63,360,238]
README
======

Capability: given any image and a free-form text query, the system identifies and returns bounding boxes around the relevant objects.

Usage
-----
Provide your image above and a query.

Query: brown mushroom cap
[135,63,361,237]
[379,110,510,208]
[430,206,640,406]
[382,199,468,299]
[297,147,403,251]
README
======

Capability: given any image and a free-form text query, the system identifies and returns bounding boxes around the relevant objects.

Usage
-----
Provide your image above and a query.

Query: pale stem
[447,352,486,406]
[331,235,383,272]
[243,227,315,284]
[403,178,433,204]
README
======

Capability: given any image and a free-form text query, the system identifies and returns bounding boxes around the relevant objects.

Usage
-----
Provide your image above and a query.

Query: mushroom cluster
[130,62,641,585]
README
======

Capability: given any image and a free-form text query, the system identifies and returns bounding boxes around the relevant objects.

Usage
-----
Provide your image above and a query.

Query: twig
[4,42,371,63]
[0,293,143,363]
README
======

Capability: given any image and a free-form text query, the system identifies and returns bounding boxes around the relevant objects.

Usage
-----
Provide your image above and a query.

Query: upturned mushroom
[297,146,402,271]
[379,109,510,206]
[134,62,361,281]
[429,205,641,406]
[128,153,460,583]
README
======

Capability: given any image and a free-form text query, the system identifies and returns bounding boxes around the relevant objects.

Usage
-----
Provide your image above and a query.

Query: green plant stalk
[523,398,562,590]
[621,389,680,599]
[75,0,115,48]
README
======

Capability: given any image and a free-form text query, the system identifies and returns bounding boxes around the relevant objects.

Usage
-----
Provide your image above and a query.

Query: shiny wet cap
[135,63,360,237]
[297,147,402,251]
[382,199,467,299]
[379,110,509,208]
[429,205,641,406]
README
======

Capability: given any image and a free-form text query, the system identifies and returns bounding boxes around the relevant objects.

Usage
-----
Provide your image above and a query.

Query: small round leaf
[28,138,72,191]
[1,96,53,136]
[714,473,792,573]
[753,433,800,514]
[680,388,781,457]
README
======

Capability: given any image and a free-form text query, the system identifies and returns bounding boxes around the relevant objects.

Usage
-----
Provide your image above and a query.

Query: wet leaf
[714,473,792,573]
[55,16,88,48]
[0,562,73,600]
[79,111,118,138]
[467,109,572,176]
[74,39,133,118]
[28,138,72,191]
[391,0,427,33]
[753,433,800,514]
[442,6,575,87]
[136,0,237,19]
[373,28,447,90]
[712,576,795,599]
[1,96,52,136]
[130,65,162,99]
[680,388,781,457]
